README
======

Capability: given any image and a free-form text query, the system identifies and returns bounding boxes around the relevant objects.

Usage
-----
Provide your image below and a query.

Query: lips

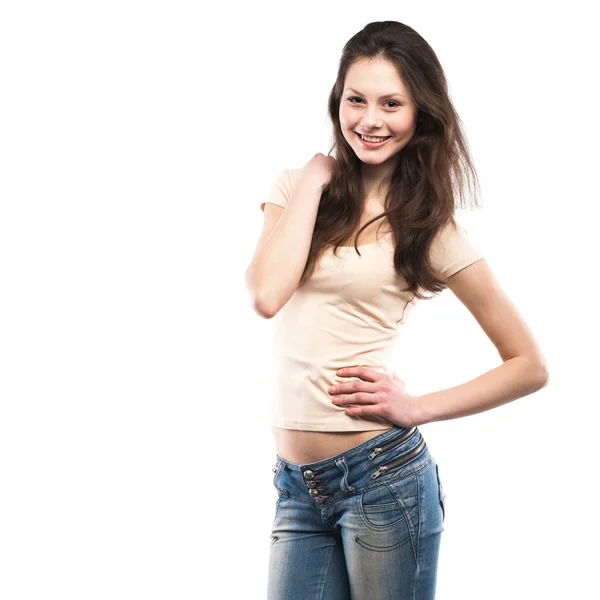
[356,132,391,140]
[355,131,392,148]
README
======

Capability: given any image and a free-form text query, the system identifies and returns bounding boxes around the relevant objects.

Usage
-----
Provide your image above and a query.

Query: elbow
[246,285,276,319]
[252,296,277,319]
[252,288,285,319]
[244,269,285,318]
[531,361,550,389]
[245,276,276,319]
[538,366,550,389]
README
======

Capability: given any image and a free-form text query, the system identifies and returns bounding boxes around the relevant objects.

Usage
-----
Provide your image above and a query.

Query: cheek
[391,115,416,136]
[385,123,400,136]
[339,106,357,129]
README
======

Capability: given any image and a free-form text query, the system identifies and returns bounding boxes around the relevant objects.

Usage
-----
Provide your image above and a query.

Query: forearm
[246,176,323,317]
[416,357,549,425]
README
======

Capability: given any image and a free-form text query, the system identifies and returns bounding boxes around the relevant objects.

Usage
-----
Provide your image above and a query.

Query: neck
[361,161,395,201]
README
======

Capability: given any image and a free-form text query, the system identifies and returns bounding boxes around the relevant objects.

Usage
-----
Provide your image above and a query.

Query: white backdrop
[1,1,598,598]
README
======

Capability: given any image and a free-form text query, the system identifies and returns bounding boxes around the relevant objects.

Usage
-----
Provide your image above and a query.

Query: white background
[1,1,598,598]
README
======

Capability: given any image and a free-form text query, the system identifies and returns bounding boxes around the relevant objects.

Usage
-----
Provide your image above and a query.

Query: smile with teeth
[357,132,391,143]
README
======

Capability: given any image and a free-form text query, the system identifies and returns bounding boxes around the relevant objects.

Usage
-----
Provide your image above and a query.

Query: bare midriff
[271,427,393,465]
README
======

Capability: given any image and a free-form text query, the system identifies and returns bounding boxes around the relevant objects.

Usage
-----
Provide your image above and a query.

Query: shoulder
[429,219,483,280]
[278,168,303,189]
[261,168,304,211]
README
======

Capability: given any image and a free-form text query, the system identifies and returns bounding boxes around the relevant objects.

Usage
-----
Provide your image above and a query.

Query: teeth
[360,134,389,142]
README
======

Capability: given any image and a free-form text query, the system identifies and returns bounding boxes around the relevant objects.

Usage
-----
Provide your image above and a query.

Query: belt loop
[335,457,355,493]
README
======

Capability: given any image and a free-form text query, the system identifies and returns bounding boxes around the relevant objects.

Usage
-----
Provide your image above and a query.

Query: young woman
[246,20,549,600]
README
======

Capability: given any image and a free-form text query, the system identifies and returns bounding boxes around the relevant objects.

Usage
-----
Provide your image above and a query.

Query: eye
[347,97,401,108]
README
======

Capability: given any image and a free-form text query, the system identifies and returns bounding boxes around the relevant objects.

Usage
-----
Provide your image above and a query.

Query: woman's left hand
[329,367,422,428]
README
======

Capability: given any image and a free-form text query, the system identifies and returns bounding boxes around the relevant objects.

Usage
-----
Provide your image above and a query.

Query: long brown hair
[298,20,482,300]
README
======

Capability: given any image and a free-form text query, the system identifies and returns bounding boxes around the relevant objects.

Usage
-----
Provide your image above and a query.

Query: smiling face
[339,57,418,182]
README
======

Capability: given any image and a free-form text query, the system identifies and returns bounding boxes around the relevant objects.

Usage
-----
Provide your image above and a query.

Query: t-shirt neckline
[333,230,394,251]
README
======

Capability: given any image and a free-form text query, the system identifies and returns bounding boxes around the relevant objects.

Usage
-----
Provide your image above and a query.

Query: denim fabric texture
[267,425,446,600]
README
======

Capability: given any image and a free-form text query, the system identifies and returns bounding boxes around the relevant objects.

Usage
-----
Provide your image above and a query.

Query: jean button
[303,470,315,480]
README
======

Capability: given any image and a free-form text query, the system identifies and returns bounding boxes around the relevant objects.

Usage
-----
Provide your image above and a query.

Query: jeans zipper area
[371,436,427,479]
[368,426,418,460]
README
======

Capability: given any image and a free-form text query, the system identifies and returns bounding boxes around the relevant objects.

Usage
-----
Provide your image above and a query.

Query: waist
[272,426,394,464]
[272,426,431,508]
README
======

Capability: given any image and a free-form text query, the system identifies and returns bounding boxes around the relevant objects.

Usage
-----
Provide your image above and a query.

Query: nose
[361,109,382,130]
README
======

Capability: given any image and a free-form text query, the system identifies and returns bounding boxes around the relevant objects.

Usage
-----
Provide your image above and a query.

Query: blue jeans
[267,425,446,599]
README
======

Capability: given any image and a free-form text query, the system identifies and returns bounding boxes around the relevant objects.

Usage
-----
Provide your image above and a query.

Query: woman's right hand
[301,152,336,189]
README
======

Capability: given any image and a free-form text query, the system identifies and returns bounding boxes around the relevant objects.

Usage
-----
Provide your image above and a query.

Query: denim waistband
[274,426,431,506]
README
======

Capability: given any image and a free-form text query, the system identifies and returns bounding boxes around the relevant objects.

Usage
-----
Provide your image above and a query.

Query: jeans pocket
[435,462,446,522]
[359,477,416,531]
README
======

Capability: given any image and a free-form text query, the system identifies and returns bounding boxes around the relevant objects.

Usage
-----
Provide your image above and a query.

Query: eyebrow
[344,88,407,100]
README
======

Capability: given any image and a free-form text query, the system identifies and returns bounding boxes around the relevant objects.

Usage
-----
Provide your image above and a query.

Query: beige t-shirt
[260,168,484,432]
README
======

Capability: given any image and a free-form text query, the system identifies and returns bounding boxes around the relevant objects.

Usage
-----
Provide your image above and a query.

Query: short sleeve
[429,221,483,280]
[260,169,293,212]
